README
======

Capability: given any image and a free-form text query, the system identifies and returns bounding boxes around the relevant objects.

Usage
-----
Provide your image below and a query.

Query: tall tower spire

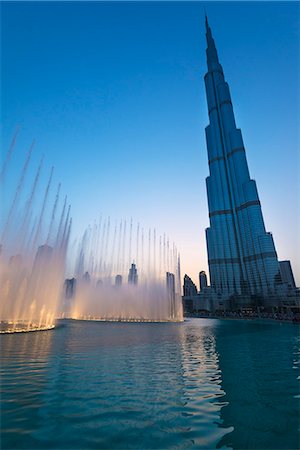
[205,15,220,70]
[203,18,283,307]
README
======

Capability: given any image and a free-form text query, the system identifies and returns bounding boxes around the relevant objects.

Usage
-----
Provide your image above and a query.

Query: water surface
[1,318,299,449]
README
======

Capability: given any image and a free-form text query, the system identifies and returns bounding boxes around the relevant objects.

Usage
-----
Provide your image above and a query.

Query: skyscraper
[203,17,286,306]
[199,270,208,291]
[128,263,138,285]
[279,261,296,289]
[183,275,198,297]
[115,274,123,286]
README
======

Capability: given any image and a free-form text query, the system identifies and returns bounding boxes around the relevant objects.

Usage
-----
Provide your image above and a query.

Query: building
[115,274,122,286]
[166,272,176,318]
[183,274,197,297]
[82,271,90,283]
[64,277,76,299]
[128,263,138,285]
[203,16,297,308]
[279,261,296,289]
[182,274,198,313]
[199,271,208,291]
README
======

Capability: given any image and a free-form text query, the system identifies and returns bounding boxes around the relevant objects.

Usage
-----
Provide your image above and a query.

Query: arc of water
[93,215,102,276]
[87,221,97,276]
[159,235,162,281]
[136,223,140,267]
[95,215,102,252]
[0,125,20,183]
[98,218,107,278]
[167,237,170,273]
[63,217,72,254]
[19,155,44,251]
[60,204,71,249]
[148,228,151,281]
[163,233,166,276]
[153,228,156,279]
[141,227,144,282]
[1,141,34,244]
[55,195,67,247]
[31,166,54,252]
[46,183,61,245]
[128,217,133,268]
[103,216,111,278]
[177,253,182,296]
[25,215,37,256]
[121,220,127,276]
[109,221,117,277]
[116,220,122,276]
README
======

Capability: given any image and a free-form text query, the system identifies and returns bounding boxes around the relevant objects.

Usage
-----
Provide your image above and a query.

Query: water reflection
[214,320,300,449]
[177,319,233,448]
[1,319,298,449]
[1,329,54,449]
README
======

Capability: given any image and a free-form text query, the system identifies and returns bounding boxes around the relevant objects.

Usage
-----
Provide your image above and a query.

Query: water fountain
[0,131,71,333]
[1,131,183,331]
[65,218,183,322]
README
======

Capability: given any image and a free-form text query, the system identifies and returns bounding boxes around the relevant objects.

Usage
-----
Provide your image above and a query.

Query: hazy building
[279,261,296,289]
[128,263,138,285]
[82,271,90,283]
[64,278,76,299]
[115,274,122,286]
[199,271,208,291]
[203,17,287,307]
[31,245,53,282]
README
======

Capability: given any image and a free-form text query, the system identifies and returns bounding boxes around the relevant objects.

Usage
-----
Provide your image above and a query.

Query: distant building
[32,245,53,278]
[115,274,122,286]
[128,263,138,285]
[183,275,197,297]
[166,272,176,318]
[199,271,208,291]
[279,261,296,289]
[182,275,198,314]
[82,271,90,283]
[64,278,76,299]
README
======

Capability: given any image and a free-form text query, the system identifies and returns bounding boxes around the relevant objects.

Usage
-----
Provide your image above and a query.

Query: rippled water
[1,319,299,449]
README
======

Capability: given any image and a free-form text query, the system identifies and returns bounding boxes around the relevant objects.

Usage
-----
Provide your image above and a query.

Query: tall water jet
[0,135,70,333]
[65,218,183,322]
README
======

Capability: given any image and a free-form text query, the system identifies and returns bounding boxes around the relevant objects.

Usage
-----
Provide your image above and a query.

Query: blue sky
[1,1,299,286]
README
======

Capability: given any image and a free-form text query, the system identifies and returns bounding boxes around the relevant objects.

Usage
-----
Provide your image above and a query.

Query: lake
[1,318,299,449]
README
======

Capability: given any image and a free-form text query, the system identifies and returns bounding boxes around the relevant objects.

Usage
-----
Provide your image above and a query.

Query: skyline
[1,1,299,287]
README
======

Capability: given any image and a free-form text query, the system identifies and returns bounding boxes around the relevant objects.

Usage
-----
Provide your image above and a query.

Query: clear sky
[1,1,299,287]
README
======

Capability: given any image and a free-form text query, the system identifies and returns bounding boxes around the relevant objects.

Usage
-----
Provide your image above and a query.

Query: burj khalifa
[203,17,289,306]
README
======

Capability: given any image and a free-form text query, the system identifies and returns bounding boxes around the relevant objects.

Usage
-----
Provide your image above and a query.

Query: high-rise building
[115,274,123,286]
[199,271,208,291]
[128,263,138,285]
[82,271,90,283]
[183,274,198,297]
[64,277,76,299]
[182,274,198,314]
[279,261,296,289]
[203,16,287,306]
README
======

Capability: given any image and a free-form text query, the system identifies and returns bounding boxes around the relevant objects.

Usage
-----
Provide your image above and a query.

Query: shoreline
[184,314,300,324]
